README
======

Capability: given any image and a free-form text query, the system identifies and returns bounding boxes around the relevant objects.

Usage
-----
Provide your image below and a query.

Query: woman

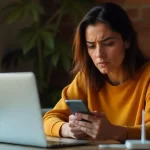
[43,2,150,142]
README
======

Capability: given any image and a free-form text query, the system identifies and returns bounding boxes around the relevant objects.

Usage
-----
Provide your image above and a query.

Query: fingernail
[75,113,78,116]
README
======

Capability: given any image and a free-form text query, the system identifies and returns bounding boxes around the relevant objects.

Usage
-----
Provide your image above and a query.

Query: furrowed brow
[86,37,116,44]
[100,37,116,42]
[86,41,94,44]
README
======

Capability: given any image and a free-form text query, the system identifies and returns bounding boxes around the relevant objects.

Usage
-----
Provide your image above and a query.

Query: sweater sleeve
[43,72,87,137]
[127,82,150,140]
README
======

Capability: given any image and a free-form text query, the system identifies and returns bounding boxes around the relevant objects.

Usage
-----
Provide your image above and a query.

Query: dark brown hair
[72,2,148,91]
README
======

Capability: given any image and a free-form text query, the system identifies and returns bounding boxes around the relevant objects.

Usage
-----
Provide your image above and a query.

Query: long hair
[72,2,148,91]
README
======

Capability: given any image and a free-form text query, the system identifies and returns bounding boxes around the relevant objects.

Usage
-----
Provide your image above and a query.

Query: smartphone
[65,100,91,115]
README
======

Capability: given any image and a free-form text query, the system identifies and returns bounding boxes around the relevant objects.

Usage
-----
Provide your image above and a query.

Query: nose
[95,45,105,58]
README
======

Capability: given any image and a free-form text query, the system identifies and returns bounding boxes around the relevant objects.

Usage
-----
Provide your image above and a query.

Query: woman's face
[86,22,129,75]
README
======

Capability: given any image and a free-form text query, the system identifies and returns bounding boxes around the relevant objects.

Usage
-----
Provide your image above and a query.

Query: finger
[69,114,82,121]
[73,132,88,138]
[69,126,81,132]
[72,132,88,139]
[91,110,97,115]
[69,123,82,132]
[69,121,76,127]
[74,120,93,129]
[69,114,78,121]
[79,126,96,138]
[76,113,95,122]
[69,120,84,128]
[70,127,84,132]
[92,110,97,113]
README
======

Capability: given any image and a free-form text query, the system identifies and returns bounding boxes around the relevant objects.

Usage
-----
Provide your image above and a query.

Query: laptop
[0,72,89,148]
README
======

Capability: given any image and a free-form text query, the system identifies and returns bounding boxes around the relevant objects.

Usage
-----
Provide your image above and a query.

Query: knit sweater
[43,63,150,140]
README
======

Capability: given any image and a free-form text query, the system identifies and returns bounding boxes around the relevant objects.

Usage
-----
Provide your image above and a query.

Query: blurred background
[0,0,150,108]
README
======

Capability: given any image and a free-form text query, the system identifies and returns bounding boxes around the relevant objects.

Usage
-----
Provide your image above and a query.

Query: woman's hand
[60,114,89,139]
[72,111,127,141]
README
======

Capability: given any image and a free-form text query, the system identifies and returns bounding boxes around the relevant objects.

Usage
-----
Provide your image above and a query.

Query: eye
[104,42,114,46]
[87,45,96,49]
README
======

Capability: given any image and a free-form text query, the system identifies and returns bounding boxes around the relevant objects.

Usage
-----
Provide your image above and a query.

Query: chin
[99,69,109,74]
[101,71,108,74]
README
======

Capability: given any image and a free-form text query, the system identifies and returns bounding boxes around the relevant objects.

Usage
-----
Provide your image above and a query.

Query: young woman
[43,2,150,142]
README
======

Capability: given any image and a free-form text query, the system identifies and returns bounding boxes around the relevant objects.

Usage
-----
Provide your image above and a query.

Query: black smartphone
[65,100,91,115]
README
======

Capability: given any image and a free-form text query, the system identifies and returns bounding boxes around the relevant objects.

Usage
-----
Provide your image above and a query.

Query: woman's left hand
[73,111,114,140]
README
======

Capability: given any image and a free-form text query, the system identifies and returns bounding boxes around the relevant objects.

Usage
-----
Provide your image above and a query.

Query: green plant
[0,0,95,107]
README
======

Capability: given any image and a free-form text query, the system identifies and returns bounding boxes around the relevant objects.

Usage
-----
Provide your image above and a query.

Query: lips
[97,61,108,64]
[97,62,109,67]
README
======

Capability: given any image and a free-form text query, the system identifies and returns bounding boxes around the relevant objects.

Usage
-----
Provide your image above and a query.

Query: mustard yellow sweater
[43,63,150,140]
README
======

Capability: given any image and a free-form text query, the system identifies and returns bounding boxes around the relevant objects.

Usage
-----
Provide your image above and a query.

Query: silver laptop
[0,72,89,148]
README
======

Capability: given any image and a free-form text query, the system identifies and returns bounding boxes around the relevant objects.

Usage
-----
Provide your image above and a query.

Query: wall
[97,0,150,57]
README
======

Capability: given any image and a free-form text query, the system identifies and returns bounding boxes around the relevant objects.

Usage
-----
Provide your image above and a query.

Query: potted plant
[0,0,95,107]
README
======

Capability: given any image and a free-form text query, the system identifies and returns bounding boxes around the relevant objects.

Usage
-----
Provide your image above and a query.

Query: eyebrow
[86,37,116,44]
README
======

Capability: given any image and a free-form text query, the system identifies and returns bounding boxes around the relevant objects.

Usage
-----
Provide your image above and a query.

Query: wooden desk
[0,139,126,150]
[0,143,126,150]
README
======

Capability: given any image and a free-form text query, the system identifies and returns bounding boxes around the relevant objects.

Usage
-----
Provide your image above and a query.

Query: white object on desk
[125,109,150,149]
[125,140,150,149]
[98,144,125,149]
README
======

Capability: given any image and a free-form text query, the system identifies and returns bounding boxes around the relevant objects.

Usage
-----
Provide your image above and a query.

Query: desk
[0,139,126,150]
[0,143,126,150]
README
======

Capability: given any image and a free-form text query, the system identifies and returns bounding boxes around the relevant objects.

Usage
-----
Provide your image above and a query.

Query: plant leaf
[0,2,21,14]
[44,47,54,57]
[31,1,45,14]
[40,31,54,50]
[17,27,36,41]
[30,9,39,22]
[28,1,45,22]
[23,35,37,55]
[50,52,60,66]
[6,7,23,24]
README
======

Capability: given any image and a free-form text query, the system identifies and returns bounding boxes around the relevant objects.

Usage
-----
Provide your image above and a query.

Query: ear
[124,41,130,49]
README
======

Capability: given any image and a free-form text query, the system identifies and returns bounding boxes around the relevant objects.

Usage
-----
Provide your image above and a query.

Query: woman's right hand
[60,114,88,139]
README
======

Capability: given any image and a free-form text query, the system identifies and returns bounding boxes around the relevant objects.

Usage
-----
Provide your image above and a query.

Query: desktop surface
[0,137,125,150]
[0,143,125,150]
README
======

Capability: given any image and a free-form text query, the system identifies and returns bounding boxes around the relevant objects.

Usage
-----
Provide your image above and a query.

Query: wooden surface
[0,143,126,150]
[0,139,126,150]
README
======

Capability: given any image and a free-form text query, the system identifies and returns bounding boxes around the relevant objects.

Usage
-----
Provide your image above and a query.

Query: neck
[107,67,129,86]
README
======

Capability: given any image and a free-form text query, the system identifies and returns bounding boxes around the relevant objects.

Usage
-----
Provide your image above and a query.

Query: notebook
[0,72,89,148]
